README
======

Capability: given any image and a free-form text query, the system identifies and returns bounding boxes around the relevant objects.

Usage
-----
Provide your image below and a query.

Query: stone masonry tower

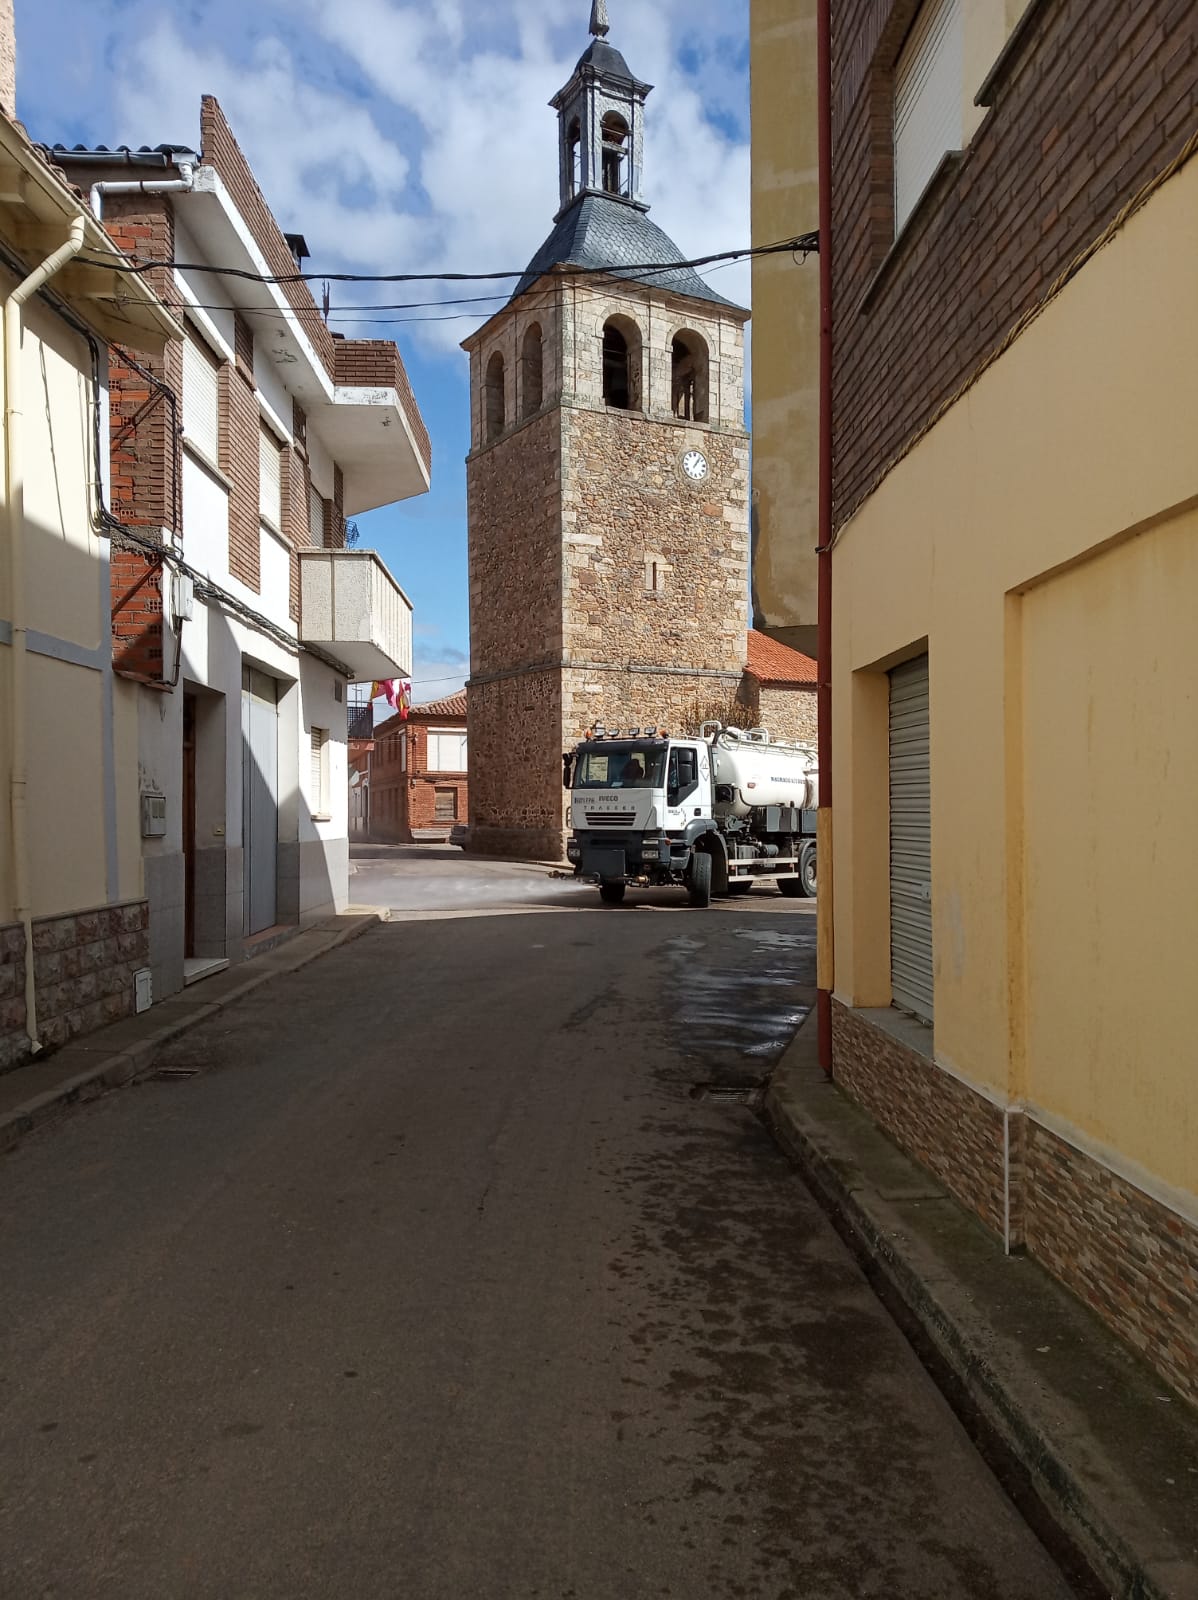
[464,2,750,860]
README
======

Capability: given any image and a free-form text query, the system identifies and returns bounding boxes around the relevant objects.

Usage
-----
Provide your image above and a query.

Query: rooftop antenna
[589,0,610,38]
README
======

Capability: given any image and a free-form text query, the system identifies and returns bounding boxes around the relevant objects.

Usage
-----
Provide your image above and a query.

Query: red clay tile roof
[744,629,818,685]
[412,690,468,718]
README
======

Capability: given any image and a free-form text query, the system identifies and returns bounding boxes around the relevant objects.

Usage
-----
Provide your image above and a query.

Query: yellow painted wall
[749,0,820,655]
[1022,509,1197,1191]
[831,156,1198,1192]
[0,287,140,922]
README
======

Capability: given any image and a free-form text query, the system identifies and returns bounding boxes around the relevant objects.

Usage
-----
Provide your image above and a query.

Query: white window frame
[427,728,468,773]
[894,0,965,235]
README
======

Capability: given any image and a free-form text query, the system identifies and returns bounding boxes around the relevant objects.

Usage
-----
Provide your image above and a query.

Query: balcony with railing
[299,549,413,681]
[347,702,375,744]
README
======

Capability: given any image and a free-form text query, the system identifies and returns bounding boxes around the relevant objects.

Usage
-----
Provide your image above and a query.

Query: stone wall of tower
[464,276,749,861]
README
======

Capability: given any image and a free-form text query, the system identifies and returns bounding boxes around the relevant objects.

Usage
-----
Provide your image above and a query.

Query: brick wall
[219,356,260,591]
[335,339,431,477]
[0,905,150,1070]
[103,199,182,682]
[832,0,1198,525]
[200,96,336,379]
[369,718,470,841]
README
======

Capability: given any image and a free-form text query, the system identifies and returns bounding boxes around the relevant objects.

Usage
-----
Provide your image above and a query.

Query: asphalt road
[0,854,1077,1599]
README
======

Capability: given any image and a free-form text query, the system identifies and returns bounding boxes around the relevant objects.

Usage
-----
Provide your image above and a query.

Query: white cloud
[101,1,749,354]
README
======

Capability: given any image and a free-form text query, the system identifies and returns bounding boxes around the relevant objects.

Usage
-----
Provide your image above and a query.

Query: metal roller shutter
[890,655,933,1022]
[259,426,282,528]
[182,335,220,463]
[894,0,964,232]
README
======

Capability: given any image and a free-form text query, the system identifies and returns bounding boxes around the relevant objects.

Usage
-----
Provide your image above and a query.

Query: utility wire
[73,232,820,286]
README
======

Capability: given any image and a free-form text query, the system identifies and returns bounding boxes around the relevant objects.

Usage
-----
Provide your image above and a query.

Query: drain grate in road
[148,1065,201,1081]
[690,1082,764,1108]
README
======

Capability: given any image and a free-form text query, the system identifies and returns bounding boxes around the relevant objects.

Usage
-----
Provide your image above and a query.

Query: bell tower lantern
[552,0,652,216]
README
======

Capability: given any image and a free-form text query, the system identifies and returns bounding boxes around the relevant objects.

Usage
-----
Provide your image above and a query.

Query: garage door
[889,656,933,1022]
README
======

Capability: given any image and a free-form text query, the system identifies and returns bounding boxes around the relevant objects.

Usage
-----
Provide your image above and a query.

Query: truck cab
[564,731,719,905]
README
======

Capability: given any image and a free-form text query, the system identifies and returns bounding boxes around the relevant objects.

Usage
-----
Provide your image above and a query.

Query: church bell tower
[464,2,751,860]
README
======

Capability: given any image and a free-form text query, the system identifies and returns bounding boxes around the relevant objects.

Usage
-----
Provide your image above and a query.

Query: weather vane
[589,1,610,39]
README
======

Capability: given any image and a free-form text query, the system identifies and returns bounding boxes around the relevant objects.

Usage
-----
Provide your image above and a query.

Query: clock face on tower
[681,449,709,483]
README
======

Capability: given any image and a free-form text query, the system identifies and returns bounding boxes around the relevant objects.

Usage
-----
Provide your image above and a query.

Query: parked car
[449,823,469,850]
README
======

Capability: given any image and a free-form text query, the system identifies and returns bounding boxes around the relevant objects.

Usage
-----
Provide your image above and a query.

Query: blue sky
[15,0,751,702]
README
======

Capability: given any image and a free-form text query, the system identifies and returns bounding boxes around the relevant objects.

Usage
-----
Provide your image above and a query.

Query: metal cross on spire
[589,0,610,39]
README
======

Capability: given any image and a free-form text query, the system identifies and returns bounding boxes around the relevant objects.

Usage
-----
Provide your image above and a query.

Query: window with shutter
[309,482,326,548]
[183,335,220,463]
[428,730,468,772]
[310,727,328,815]
[259,427,282,529]
[434,788,458,821]
[894,0,964,234]
[889,656,933,1023]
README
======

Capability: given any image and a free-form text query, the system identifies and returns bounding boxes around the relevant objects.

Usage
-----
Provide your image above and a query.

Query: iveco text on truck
[564,723,818,907]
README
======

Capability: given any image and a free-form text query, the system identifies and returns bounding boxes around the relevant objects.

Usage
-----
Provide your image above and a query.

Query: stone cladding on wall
[1025,1122,1198,1407]
[0,904,150,1070]
[832,1000,1198,1406]
[831,1001,1008,1238]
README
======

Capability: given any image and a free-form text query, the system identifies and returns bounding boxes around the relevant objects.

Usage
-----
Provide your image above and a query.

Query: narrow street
[0,857,1076,1600]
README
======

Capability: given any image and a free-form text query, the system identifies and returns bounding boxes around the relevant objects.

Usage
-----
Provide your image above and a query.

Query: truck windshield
[575,745,667,789]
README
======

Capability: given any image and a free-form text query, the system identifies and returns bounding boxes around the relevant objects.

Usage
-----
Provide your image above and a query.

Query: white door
[242,667,279,936]
[889,656,933,1022]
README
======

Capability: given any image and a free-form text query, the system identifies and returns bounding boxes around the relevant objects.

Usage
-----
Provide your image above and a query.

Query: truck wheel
[799,842,817,898]
[599,882,626,906]
[687,851,713,909]
[778,877,803,898]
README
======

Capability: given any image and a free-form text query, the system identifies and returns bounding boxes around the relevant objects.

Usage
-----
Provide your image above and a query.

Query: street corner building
[750,0,1198,1405]
[0,77,181,1065]
[462,10,751,863]
[0,91,430,1066]
[366,692,469,844]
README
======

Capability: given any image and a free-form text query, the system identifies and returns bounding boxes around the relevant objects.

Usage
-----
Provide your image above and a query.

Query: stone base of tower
[562,666,746,746]
[465,824,568,863]
[465,673,568,863]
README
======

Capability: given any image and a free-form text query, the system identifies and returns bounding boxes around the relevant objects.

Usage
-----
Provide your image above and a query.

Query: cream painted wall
[749,0,820,652]
[0,292,140,922]
[1022,507,1197,1193]
[831,156,1198,1190]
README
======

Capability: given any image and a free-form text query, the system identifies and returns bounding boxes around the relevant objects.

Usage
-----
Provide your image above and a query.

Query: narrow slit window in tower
[522,324,544,417]
[486,351,506,440]
[601,113,629,197]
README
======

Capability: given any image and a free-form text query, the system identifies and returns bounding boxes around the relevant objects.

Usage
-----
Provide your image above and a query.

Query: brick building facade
[463,15,750,861]
[50,101,426,1008]
[369,694,469,844]
[783,0,1198,1405]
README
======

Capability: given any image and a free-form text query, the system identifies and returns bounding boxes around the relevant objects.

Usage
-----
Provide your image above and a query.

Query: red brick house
[370,692,468,843]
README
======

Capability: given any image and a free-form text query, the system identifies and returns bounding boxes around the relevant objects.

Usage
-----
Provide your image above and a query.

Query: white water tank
[709,729,818,816]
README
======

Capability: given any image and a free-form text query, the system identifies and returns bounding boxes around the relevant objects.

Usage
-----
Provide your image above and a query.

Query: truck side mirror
[562,754,575,790]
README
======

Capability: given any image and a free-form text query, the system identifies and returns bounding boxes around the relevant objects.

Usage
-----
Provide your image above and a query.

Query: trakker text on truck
[564,723,818,907]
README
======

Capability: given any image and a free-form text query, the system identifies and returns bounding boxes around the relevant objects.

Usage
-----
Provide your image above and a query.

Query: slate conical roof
[512,192,742,310]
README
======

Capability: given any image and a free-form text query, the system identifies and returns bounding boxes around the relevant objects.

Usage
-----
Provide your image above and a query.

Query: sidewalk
[0,909,389,1156]
[766,1017,1198,1600]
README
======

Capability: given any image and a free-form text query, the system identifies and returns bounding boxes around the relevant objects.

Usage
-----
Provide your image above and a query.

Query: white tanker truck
[563,722,818,907]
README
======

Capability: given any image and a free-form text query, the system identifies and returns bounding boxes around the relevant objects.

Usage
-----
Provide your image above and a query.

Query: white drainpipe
[5,213,87,1053]
[89,162,195,221]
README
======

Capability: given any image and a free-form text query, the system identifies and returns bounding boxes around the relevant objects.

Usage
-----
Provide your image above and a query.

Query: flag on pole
[370,680,413,717]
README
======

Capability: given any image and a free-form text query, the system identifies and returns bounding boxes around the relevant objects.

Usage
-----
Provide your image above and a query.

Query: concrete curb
[764,1018,1198,1600]
[0,911,388,1157]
